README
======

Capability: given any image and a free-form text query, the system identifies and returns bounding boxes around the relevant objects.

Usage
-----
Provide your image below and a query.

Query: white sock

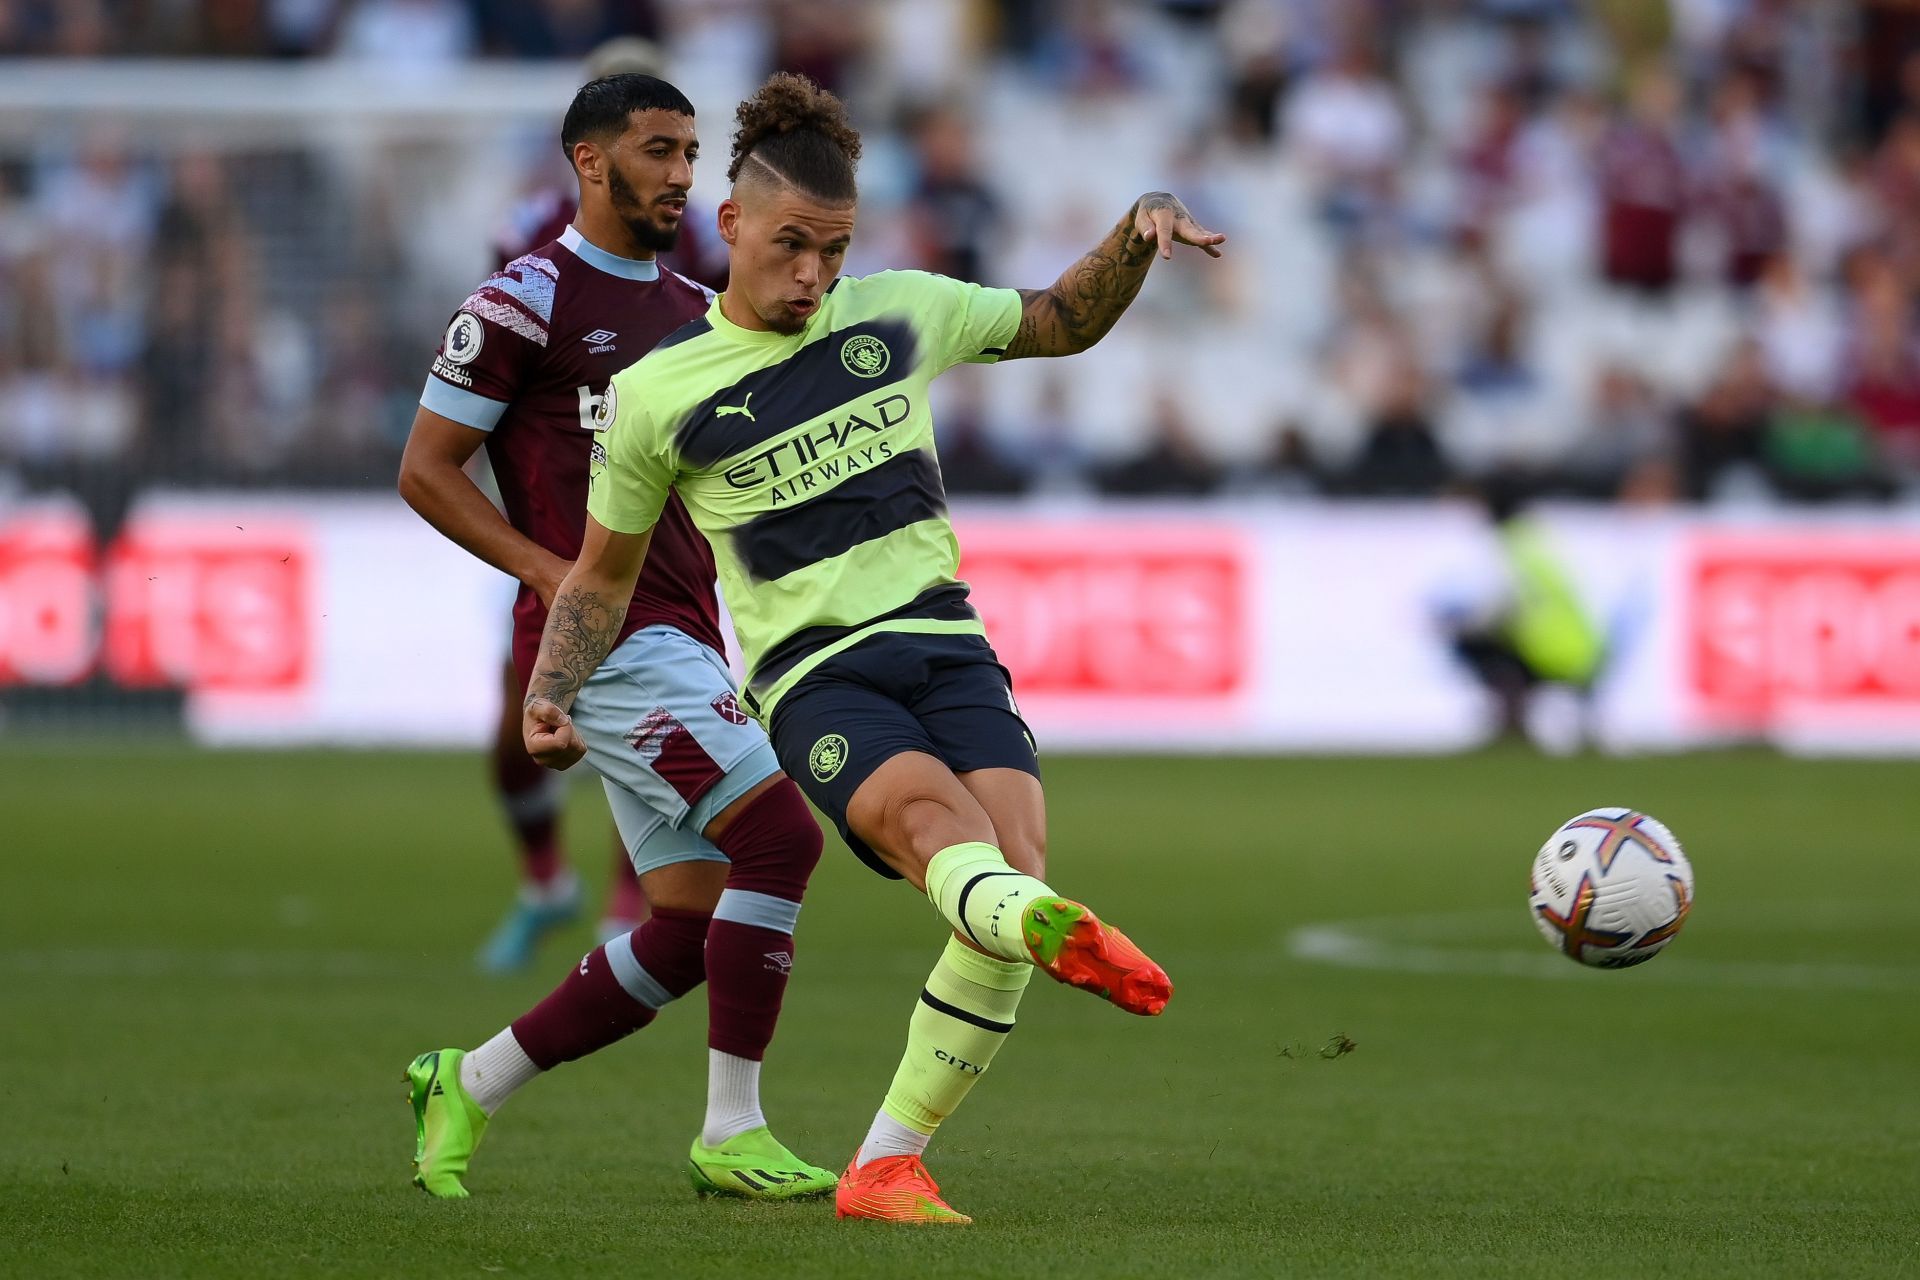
[701,1050,766,1146]
[857,1109,931,1166]
[459,1029,542,1115]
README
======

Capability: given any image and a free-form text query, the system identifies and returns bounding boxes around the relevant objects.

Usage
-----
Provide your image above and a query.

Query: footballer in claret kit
[396,72,836,1202]
[463,38,701,978]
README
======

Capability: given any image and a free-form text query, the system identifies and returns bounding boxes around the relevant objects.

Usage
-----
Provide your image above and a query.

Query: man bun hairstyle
[728,72,862,203]
[561,74,695,157]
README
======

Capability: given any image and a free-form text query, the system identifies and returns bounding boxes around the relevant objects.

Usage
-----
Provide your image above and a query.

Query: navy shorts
[767,631,1039,878]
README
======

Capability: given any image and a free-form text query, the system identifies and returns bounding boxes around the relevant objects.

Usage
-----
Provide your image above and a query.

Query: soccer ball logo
[443,312,484,366]
[1528,807,1694,969]
[840,334,890,378]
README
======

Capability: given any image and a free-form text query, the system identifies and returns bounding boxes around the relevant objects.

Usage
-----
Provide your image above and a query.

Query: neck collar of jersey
[708,293,815,346]
[561,225,660,281]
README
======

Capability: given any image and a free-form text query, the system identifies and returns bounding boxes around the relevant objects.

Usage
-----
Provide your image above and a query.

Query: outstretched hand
[523,696,586,770]
[1004,190,1228,360]
[1134,193,1226,260]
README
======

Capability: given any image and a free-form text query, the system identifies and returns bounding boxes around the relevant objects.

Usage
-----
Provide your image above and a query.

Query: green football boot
[687,1126,838,1200]
[404,1049,489,1198]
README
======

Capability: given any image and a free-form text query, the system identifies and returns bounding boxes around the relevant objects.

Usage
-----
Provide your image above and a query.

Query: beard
[762,302,808,335]
[608,165,682,253]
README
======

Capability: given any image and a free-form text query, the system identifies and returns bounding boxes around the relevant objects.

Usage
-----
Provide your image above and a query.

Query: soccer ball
[1528,808,1694,968]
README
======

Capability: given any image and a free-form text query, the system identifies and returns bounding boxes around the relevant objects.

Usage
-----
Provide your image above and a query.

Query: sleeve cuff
[420,376,509,431]
[584,498,663,535]
[974,286,1023,363]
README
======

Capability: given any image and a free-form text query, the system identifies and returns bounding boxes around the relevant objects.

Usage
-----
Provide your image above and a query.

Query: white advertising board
[6,491,1920,755]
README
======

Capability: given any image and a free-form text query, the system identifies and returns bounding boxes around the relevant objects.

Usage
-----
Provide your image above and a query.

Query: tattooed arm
[1002,192,1225,361]
[521,518,653,769]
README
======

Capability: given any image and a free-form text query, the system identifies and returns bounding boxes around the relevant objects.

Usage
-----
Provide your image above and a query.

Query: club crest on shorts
[711,692,750,726]
[840,334,890,378]
[808,733,849,782]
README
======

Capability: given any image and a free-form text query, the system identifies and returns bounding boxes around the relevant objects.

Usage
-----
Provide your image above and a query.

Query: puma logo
[716,392,755,422]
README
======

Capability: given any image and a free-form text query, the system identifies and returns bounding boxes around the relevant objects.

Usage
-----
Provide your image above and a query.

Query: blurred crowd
[8,0,1920,509]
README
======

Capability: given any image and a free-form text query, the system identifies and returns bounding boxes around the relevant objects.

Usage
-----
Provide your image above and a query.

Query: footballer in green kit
[522,73,1225,1223]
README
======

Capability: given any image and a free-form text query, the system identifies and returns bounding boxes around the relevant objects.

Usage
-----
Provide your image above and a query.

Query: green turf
[3,746,1916,1278]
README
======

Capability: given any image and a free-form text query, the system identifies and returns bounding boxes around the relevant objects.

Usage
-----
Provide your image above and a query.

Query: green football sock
[880,935,1033,1135]
[924,842,1056,965]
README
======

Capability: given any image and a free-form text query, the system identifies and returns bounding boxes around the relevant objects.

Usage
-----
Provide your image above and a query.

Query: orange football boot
[835,1152,972,1224]
[1021,898,1172,1016]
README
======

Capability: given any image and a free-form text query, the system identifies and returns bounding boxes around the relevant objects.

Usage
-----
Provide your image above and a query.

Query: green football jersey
[588,269,1022,714]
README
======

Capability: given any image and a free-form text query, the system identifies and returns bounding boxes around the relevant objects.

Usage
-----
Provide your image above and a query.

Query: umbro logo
[763,950,793,974]
[583,328,618,353]
[715,392,755,422]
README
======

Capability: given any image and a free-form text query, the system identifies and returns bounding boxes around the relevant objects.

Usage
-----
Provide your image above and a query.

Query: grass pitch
[3,746,1916,1278]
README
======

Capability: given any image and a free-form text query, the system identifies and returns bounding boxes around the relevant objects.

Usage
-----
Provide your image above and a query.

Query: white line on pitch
[1284,920,1920,992]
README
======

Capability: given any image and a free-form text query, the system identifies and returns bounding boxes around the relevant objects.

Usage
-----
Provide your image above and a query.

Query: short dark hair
[728,72,861,203]
[561,74,695,157]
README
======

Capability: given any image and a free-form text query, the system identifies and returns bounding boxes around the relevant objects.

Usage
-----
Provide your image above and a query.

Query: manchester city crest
[808,733,850,782]
[840,334,890,378]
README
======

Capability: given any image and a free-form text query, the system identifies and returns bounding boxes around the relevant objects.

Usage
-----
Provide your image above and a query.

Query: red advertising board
[959,522,1251,701]
[103,518,313,693]
[0,506,96,686]
[1689,534,1920,721]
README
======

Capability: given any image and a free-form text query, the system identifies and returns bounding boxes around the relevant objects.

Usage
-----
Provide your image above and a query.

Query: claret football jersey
[420,225,725,682]
[587,269,1022,714]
